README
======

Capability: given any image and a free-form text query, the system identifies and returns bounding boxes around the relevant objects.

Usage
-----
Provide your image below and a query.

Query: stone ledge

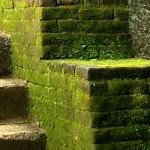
[46,59,150,80]
[75,66,150,80]
[0,123,46,150]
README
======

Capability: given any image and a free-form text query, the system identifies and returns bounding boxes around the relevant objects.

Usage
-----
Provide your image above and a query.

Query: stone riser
[0,124,46,150]
[0,78,28,120]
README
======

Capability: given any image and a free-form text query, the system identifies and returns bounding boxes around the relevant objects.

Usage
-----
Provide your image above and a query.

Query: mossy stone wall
[41,0,134,59]
[129,0,150,59]
[0,0,134,60]
[0,0,150,150]
[14,60,150,149]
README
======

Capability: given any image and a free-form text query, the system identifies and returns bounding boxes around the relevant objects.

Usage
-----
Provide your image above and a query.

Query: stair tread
[0,123,45,140]
[0,78,27,88]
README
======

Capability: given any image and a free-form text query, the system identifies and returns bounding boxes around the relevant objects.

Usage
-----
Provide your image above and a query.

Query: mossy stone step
[80,79,148,96]
[89,95,150,112]
[76,66,150,80]
[75,109,150,128]
[47,59,150,80]
[91,109,150,128]
[0,123,46,150]
[94,125,150,144]
[41,7,129,21]
[0,78,28,120]
[95,140,150,150]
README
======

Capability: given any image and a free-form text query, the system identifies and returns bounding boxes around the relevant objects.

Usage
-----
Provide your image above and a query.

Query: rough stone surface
[0,78,27,88]
[129,0,150,59]
[75,66,150,80]
[0,78,28,120]
[0,34,11,76]
[0,123,46,150]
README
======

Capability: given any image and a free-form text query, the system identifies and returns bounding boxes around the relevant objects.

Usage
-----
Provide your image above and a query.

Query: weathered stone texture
[129,0,150,59]
[0,35,11,75]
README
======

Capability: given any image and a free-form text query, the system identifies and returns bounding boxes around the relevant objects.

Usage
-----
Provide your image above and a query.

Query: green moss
[1,1,150,150]
[92,109,150,128]
[94,125,150,144]
[114,7,129,21]
[43,45,133,60]
[90,95,150,112]
[55,59,150,68]
[42,7,78,20]
[108,79,148,95]
[101,0,128,6]
[78,7,114,20]
[41,21,58,33]
[96,140,150,150]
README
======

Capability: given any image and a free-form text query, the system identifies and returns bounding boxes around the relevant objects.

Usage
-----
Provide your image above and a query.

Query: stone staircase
[0,34,46,150]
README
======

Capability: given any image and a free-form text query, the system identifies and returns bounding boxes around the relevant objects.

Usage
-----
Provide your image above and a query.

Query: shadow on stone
[0,34,12,76]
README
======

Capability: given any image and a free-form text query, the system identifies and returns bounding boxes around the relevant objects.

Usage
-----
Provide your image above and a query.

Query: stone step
[93,125,150,144]
[0,123,46,150]
[0,78,28,120]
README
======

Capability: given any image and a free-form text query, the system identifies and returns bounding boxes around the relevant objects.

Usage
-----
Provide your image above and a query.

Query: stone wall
[41,0,133,59]
[129,0,150,59]
[0,0,150,150]
[0,34,11,76]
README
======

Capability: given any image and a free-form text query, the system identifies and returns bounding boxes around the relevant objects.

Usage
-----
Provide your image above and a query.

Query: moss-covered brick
[79,80,108,96]
[58,20,129,33]
[2,9,14,21]
[34,0,57,7]
[57,0,81,5]
[108,79,148,95]
[92,109,150,128]
[96,140,150,150]
[78,7,114,20]
[75,66,150,80]
[81,79,148,96]
[58,20,94,32]
[94,125,150,144]
[72,122,93,142]
[42,33,76,45]
[11,33,37,45]
[57,105,75,121]
[47,61,64,73]
[61,63,77,75]
[21,8,39,21]
[13,0,29,8]
[28,83,49,99]
[40,20,58,33]
[0,0,13,8]
[89,95,150,112]
[42,7,78,20]
[114,7,129,21]
[93,20,129,33]
[101,0,128,6]
[84,0,100,6]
